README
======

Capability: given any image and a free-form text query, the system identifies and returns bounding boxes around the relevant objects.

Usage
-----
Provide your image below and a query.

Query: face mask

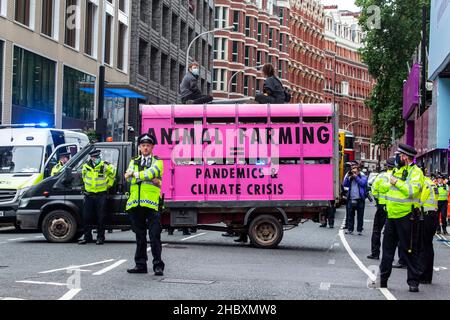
[94,158,101,165]
[191,68,199,76]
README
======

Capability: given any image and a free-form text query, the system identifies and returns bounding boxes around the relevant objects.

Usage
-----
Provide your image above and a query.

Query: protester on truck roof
[255,63,287,105]
[179,62,213,105]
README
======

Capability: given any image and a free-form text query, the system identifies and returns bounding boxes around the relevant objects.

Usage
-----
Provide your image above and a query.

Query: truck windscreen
[0,146,43,174]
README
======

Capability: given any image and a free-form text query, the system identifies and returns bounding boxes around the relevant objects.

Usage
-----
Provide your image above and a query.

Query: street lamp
[227,65,263,99]
[185,25,234,73]
[345,120,361,131]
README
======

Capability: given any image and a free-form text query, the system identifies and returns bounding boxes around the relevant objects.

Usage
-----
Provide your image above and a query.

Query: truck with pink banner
[16,103,339,249]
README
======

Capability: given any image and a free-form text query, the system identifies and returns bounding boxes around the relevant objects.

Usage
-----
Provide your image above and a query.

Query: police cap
[396,143,417,158]
[386,157,396,168]
[58,151,71,158]
[89,149,101,157]
[138,133,156,145]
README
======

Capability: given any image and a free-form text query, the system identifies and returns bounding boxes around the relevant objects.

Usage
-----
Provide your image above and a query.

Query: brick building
[212,0,290,100]
[128,0,214,136]
[288,0,325,104]
[323,6,382,167]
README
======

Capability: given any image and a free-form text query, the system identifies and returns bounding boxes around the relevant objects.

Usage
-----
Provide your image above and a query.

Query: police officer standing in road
[51,151,71,176]
[125,134,165,276]
[79,149,116,245]
[436,174,449,235]
[418,168,439,284]
[378,143,424,292]
[367,157,396,260]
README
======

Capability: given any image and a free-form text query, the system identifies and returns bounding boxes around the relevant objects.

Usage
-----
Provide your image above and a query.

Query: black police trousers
[82,192,107,240]
[418,211,438,283]
[370,204,387,258]
[129,206,165,272]
[437,201,448,232]
[380,213,421,287]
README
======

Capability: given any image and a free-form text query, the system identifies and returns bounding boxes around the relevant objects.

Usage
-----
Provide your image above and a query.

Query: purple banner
[403,63,420,119]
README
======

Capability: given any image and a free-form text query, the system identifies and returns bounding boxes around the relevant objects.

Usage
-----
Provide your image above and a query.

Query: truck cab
[0,125,89,226]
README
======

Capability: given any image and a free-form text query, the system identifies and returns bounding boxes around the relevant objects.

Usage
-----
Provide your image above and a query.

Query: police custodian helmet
[138,133,157,145]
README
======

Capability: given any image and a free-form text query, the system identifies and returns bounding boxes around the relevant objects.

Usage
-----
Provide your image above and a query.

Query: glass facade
[104,97,125,142]
[62,65,95,129]
[12,46,56,125]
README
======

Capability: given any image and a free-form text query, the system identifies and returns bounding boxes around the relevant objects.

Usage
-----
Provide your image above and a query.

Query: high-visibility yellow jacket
[437,184,449,201]
[51,161,64,176]
[371,170,393,205]
[126,155,163,212]
[379,164,424,219]
[421,177,438,212]
[82,160,116,193]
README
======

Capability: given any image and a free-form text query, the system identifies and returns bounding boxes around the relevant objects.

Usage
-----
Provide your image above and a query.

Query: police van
[0,124,89,226]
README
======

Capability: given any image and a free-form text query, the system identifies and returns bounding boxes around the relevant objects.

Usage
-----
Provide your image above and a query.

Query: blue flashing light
[23,122,49,128]
[38,122,49,128]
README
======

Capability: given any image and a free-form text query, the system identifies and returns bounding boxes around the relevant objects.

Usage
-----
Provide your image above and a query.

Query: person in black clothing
[255,64,286,104]
[179,62,213,105]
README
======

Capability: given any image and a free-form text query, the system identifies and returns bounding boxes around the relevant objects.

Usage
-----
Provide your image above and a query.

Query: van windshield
[0,146,43,174]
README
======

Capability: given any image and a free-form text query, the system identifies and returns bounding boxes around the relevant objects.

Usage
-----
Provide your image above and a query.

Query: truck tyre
[42,210,78,243]
[248,214,283,249]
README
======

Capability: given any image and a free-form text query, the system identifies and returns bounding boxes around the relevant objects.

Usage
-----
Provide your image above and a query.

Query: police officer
[51,151,71,176]
[125,134,165,276]
[418,169,439,284]
[378,143,424,292]
[79,149,116,245]
[436,174,449,235]
[367,157,395,260]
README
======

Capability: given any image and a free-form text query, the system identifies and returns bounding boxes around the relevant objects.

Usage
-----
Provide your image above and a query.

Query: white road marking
[181,232,207,241]
[39,259,115,274]
[58,289,82,300]
[34,235,45,239]
[7,238,26,241]
[433,266,448,272]
[319,282,331,291]
[16,280,67,286]
[436,234,450,248]
[93,260,127,276]
[328,259,336,265]
[339,222,396,301]
[0,297,26,300]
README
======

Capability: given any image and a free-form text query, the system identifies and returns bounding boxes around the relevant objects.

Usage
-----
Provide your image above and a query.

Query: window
[214,6,228,29]
[15,0,31,26]
[84,0,97,57]
[138,39,148,76]
[12,46,56,125]
[268,28,273,47]
[244,46,250,67]
[151,0,161,31]
[119,0,126,13]
[213,68,226,92]
[230,71,238,93]
[104,13,113,64]
[117,22,128,71]
[245,16,250,37]
[65,0,79,48]
[233,10,239,32]
[62,66,95,127]
[243,75,249,96]
[213,37,227,61]
[140,0,149,23]
[41,0,54,37]
[257,22,262,42]
[232,41,238,63]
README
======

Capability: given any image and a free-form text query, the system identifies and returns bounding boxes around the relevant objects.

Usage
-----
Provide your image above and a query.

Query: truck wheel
[42,210,78,243]
[248,214,283,249]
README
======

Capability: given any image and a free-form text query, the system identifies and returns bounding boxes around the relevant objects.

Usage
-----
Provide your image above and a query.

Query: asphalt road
[1,202,450,300]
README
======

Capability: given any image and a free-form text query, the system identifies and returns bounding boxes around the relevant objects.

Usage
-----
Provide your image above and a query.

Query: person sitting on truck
[179,62,213,105]
[78,149,117,245]
[255,64,287,104]
[343,163,368,236]
[50,151,71,176]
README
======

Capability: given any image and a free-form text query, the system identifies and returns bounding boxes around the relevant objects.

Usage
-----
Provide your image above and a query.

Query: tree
[355,0,430,148]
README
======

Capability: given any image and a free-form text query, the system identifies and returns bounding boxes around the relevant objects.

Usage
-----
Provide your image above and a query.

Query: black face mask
[395,154,406,168]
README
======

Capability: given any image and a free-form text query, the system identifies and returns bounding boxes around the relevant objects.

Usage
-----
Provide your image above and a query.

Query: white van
[0,124,89,226]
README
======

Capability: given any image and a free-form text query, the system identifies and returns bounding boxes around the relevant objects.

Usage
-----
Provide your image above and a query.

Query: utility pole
[96,65,107,142]
[420,5,428,115]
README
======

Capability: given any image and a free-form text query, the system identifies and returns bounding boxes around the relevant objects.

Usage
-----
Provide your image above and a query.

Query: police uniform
[126,134,165,275]
[79,149,116,245]
[51,152,71,176]
[436,175,449,235]
[367,157,395,260]
[378,143,424,292]
[418,175,439,284]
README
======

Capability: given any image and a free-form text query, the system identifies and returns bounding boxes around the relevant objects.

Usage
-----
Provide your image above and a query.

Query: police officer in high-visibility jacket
[378,143,424,293]
[125,134,164,276]
[436,174,449,235]
[50,151,71,176]
[78,149,116,245]
[418,172,439,284]
[367,157,395,260]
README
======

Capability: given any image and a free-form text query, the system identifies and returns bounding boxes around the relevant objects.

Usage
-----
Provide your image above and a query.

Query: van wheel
[248,214,283,249]
[42,210,78,243]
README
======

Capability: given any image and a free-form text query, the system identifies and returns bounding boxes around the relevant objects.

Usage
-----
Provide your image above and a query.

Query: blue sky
[321,0,361,12]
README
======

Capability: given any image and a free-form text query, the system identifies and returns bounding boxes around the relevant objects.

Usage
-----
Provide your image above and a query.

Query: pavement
[1,202,450,300]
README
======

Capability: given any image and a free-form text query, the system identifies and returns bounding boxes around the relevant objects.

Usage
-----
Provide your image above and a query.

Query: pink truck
[16,103,339,248]
[143,103,339,248]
